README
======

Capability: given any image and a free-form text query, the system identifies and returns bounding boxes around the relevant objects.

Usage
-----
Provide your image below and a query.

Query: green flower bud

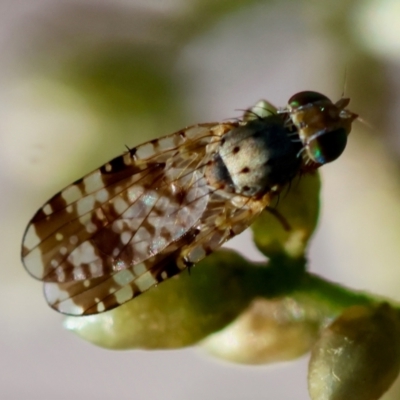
[243,100,277,121]
[308,303,400,400]
[201,297,320,365]
[251,173,320,259]
[64,251,254,350]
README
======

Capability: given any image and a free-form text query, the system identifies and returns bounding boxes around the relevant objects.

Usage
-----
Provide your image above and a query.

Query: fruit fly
[21,91,358,315]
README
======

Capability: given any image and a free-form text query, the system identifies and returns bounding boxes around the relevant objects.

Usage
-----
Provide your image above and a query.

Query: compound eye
[307,128,348,164]
[288,91,330,109]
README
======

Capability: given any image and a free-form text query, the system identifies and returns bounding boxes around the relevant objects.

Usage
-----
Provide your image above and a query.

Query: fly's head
[285,91,358,168]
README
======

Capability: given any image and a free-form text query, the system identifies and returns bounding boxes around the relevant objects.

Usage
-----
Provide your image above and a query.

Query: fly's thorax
[205,115,302,197]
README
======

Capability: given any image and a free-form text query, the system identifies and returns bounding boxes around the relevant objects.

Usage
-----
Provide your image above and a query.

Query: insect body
[21,91,358,316]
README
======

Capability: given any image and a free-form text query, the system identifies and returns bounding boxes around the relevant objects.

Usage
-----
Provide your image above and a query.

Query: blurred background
[2,0,400,399]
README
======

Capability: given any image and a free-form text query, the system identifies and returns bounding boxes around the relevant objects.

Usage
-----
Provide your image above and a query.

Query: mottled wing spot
[114,285,134,305]
[67,241,98,266]
[42,204,53,216]
[77,195,96,216]
[97,302,105,313]
[58,298,85,315]
[112,196,129,215]
[113,269,135,286]
[22,225,41,253]
[133,263,146,276]
[86,222,97,234]
[23,247,45,278]
[62,185,83,205]
[134,271,158,292]
[83,171,104,193]
[136,142,156,159]
[95,188,109,203]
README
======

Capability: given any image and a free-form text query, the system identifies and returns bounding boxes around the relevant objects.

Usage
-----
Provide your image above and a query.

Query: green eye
[307,128,348,164]
[288,91,330,109]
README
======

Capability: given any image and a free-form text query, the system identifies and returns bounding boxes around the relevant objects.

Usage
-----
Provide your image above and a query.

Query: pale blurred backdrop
[2,0,400,399]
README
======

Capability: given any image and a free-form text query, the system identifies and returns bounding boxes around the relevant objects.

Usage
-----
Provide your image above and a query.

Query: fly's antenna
[356,115,374,130]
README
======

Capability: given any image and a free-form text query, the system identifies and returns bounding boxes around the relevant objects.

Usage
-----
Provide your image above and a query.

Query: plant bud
[308,303,400,400]
[201,297,320,365]
[251,173,320,259]
[64,251,253,349]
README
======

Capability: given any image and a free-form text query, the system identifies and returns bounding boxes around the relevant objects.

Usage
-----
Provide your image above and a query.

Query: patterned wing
[22,122,247,315]
[42,186,269,316]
